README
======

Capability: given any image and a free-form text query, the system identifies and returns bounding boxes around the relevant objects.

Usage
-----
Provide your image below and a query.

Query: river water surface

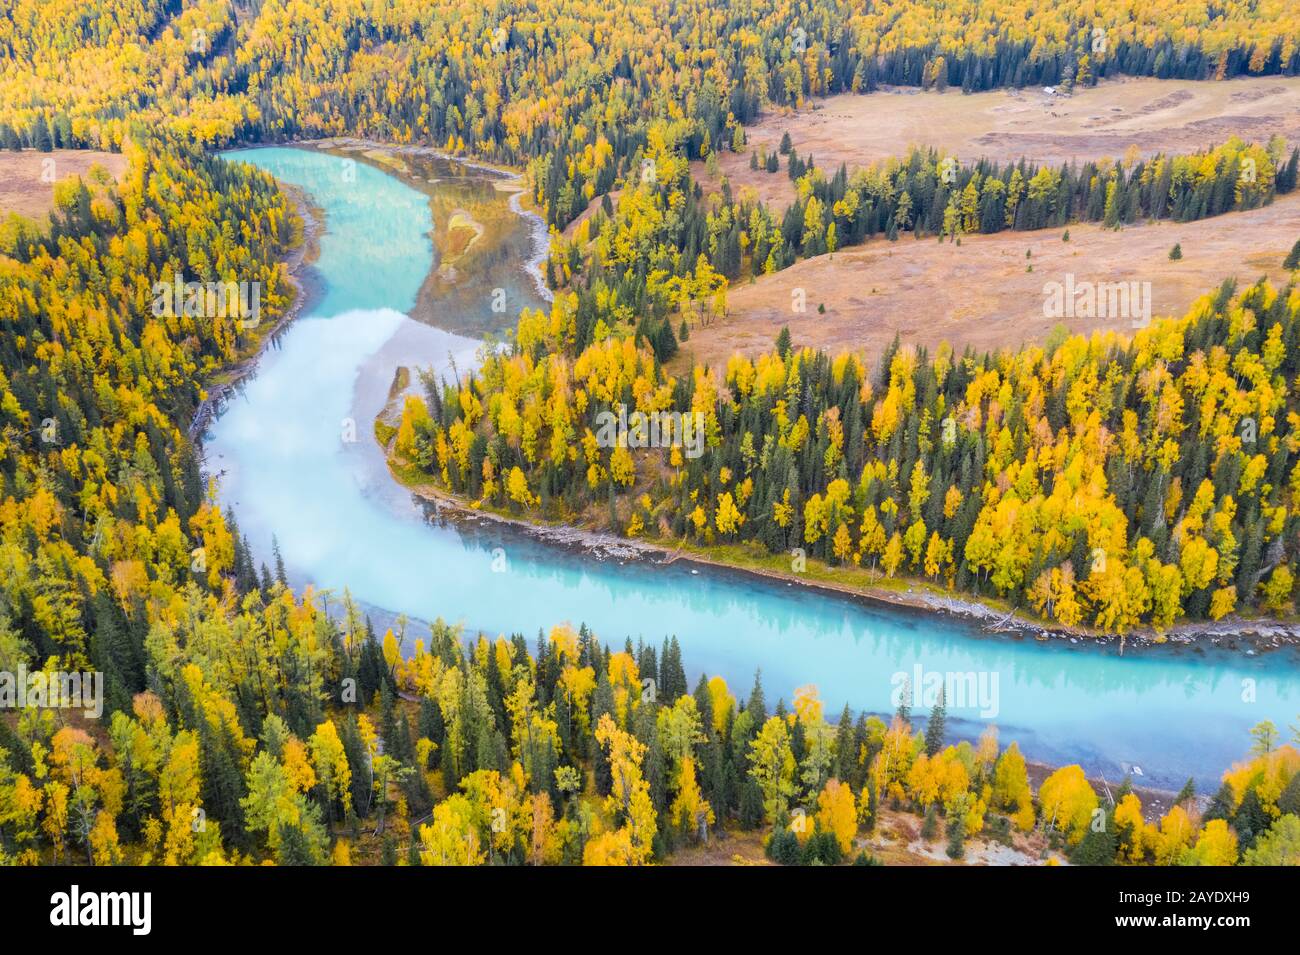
[209,146,1300,789]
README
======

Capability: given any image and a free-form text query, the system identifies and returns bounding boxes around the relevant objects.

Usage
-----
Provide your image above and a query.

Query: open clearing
[676,193,1300,371]
[665,809,1056,865]
[692,76,1300,210]
[0,148,126,223]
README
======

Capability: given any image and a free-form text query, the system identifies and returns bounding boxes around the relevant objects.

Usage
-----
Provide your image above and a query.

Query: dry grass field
[0,148,126,223]
[692,76,1300,210]
[675,193,1300,371]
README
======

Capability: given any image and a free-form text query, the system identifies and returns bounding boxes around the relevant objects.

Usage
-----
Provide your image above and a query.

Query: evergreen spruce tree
[945,814,966,860]
[1070,809,1117,865]
[775,325,792,359]
[924,687,947,756]
[693,673,714,738]
[745,669,767,723]
[653,636,686,701]
[1284,238,1300,271]
[895,676,912,727]
[863,779,878,832]
[833,705,854,780]
[272,534,288,585]
[1277,772,1300,817]
[739,779,765,829]
[1233,787,1269,851]
[198,721,248,850]
[920,804,939,840]
[766,827,801,864]
[276,822,319,866]
[338,715,371,817]
[31,116,53,152]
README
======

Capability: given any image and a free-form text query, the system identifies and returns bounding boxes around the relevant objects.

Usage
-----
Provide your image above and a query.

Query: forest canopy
[2,0,1299,868]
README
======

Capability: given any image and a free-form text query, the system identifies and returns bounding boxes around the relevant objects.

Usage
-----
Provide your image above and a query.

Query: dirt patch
[865,808,1061,866]
[693,76,1300,210]
[664,827,772,865]
[662,811,1055,866]
[0,148,126,223]
[677,193,1300,371]
[662,790,1184,865]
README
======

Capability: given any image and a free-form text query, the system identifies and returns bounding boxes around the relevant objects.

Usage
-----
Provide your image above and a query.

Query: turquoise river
[208,146,1300,789]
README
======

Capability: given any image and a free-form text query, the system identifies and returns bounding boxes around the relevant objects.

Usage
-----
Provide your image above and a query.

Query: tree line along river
[206,145,1300,790]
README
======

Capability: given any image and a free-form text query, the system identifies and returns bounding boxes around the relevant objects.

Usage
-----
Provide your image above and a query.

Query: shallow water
[210,146,1300,789]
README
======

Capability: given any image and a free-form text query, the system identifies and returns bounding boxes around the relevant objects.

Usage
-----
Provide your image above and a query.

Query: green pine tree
[1284,238,1300,271]
[1070,809,1118,865]
[945,814,966,860]
[1204,782,1235,822]
[775,325,792,359]
[895,676,912,728]
[31,116,52,152]
[924,687,947,756]
[1277,773,1300,817]
[1233,788,1269,851]
[920,803,939,841]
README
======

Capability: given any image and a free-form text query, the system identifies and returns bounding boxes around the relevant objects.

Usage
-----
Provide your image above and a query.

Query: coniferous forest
[1,0,1299,888]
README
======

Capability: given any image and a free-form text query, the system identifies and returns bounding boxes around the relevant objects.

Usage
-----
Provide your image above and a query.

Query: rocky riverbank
[397,472,1300,656]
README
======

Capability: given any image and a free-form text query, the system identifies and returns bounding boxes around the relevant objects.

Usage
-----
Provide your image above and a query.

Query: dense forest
[6,0,1299,366]
[395,277,1300,634]
[1,147,1284,866]
[3,0,1300,867]
[5,594,1300,865]
[0,138,296,678]
[4,0,1300,227]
